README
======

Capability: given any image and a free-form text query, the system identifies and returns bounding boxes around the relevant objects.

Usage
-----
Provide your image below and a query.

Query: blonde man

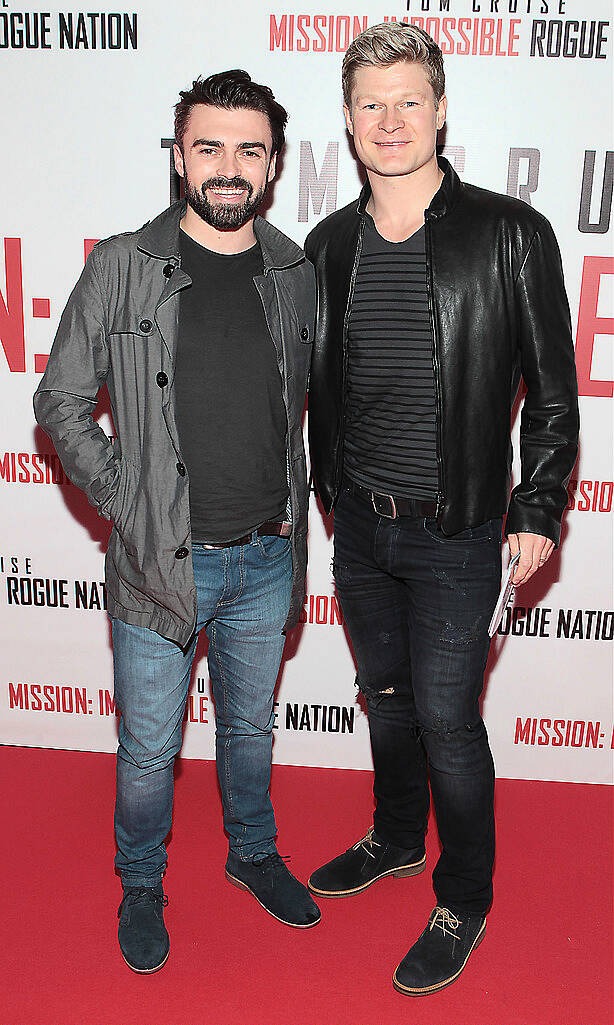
[306,23,578,996]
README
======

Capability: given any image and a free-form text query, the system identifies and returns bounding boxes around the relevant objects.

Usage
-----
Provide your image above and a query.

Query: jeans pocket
[256,534,292,560]
[423,517,502,545]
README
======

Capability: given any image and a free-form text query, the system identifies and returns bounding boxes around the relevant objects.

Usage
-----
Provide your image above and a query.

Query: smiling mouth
[375,141,409,147]
[207,187,247,201]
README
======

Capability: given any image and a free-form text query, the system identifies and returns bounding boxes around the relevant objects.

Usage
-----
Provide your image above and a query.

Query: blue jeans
[333,484,502,916]
[112,534,292,887]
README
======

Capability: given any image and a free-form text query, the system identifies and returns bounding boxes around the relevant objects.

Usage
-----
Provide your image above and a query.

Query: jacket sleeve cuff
[504,501,563,547]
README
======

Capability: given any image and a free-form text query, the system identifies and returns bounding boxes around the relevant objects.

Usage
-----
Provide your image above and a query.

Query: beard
[184,173,268,230]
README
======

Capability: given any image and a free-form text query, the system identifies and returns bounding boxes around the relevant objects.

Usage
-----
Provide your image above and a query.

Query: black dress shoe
[393,906,486,996]
[308,827,426,897]
[117,884,169,973]
[225,851,321,928]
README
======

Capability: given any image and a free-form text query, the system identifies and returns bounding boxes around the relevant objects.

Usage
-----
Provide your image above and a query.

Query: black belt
[344,478,437,519]
[196,521,292,550]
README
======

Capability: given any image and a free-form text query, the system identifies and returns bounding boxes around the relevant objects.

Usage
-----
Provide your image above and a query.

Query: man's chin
[185,197,251,230]
[187,190,263,230]
[206,204,254,230]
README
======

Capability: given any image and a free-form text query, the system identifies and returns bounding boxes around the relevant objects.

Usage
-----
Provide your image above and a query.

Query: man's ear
[436,95,447,131]
[173,143,185,178]
[267,151,277,184]
[343,104,354,136]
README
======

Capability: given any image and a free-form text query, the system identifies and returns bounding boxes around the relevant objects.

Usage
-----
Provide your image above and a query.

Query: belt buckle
[371,491,397,519]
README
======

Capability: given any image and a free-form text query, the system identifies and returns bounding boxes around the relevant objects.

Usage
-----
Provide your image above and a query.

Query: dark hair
[174,70,288,156]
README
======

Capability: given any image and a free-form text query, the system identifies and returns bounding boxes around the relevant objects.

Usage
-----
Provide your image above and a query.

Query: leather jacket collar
[356,155,462,221]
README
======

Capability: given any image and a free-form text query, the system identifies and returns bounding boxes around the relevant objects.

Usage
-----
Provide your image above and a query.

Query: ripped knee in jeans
[418,712,486,739]
[356,675,398,705]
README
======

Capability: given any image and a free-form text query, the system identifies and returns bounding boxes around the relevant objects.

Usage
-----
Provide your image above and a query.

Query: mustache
[201,176,253,195]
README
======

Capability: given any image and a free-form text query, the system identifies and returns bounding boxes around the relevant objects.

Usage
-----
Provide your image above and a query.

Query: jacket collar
[254,215,305,271]
[356,155,461,221]
[137,199,304,271]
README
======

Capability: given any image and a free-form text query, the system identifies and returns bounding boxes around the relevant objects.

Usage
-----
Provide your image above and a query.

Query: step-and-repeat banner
[1,0,612,784]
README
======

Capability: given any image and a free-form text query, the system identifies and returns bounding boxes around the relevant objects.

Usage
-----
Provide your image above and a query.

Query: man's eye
[242,150,260,158]
[199,147,216,155]
[363,103,379,110]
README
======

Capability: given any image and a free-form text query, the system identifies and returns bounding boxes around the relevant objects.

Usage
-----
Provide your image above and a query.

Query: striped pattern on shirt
[343,215,439,502]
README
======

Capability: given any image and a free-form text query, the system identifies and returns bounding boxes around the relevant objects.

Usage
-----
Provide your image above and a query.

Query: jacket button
[300,327,309,340]
[139,319,153,333]
[163,263,174,278]
[175,546,189,559]
[156,372,168,388]
[176,462,186,476]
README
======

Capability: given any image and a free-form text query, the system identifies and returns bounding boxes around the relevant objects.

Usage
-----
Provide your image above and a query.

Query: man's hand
[507,532,555,585]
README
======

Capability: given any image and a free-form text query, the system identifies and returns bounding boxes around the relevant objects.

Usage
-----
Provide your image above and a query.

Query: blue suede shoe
[393,906,486,996]
[117,884,169,973]
[308,826,426,898]
[225,852,321,928]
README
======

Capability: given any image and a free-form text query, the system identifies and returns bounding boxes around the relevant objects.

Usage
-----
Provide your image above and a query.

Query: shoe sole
[120,946,170,974]
[225,870,321,929]
[307,853,426,898]
[392,919,487,996]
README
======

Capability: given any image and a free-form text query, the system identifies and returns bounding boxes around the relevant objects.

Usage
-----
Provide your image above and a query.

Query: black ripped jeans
[333,484,502,916]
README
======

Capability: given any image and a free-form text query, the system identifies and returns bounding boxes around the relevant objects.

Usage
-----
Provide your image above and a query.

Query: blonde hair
[342,22,445,108]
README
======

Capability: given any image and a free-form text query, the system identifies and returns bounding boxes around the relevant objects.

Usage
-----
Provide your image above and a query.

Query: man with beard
[34,70,319,973]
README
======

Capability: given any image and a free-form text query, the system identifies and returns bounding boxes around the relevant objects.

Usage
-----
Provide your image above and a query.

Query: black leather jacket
[305,159,579,544]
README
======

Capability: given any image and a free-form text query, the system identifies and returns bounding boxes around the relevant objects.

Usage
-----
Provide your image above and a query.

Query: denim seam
[211,621,236,824]
[218,545,246,607]
[373,514,382,569]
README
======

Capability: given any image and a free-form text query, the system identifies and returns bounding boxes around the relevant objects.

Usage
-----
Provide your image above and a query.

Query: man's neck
[366,156,444,243]
[179,206,257,255]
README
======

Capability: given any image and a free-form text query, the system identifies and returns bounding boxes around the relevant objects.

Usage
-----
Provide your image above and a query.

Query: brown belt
[196,521,292,550]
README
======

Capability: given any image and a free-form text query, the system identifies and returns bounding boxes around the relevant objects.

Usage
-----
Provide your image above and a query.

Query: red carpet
[1,746,611,1025]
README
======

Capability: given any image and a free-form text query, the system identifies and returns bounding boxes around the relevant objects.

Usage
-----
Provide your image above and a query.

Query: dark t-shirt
[343,216,439,501]
[174,231,288,543]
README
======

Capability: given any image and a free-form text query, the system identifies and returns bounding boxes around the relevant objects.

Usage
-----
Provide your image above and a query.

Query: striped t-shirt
[343,214,439,501]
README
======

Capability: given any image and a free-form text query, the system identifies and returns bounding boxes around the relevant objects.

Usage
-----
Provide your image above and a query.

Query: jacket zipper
[424,213,446,522]
[336,217,366,501]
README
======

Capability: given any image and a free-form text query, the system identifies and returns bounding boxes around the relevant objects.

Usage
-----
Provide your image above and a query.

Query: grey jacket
[34,202,315,645]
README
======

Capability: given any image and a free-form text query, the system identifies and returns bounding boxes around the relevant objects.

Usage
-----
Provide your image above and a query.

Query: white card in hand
[488,553,521,637]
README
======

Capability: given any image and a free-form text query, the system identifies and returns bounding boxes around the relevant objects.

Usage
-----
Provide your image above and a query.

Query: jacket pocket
[106,457,140,548]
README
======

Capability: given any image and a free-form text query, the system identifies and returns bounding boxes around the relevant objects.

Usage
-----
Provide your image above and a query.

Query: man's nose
[216,150,241,177]
[379,106,404,132]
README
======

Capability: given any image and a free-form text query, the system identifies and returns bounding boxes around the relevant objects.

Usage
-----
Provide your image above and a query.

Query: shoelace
[251,852,291,871]
[429,906,461,938]
[352,826,382,860]
[117,887,168,918]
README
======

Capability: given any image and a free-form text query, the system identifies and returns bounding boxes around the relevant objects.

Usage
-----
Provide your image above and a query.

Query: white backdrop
[1,0,612,784]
